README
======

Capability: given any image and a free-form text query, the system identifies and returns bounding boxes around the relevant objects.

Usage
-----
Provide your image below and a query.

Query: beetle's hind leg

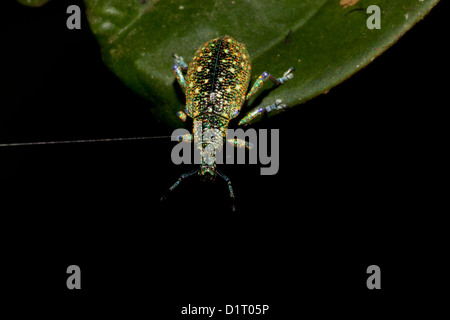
[173,53,188,71]
[172,53,189,90]
[245,67,294,101]
[238,99,287,126]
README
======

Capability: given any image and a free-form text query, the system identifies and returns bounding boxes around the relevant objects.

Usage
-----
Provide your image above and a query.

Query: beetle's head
[199,164,217,183]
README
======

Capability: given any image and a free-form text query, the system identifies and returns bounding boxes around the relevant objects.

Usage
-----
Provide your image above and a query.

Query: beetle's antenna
[0,135,172,148]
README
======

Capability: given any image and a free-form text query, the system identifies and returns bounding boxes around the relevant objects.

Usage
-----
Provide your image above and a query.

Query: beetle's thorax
[193,113,228,180]
[193,113,229,149]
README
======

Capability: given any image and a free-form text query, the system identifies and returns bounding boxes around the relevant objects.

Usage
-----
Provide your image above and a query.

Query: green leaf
[16,0,51,7]
[85,0,439,128]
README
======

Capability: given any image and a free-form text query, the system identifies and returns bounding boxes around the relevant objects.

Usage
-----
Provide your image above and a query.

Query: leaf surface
[17,0,51,7]
[85,0,439,128]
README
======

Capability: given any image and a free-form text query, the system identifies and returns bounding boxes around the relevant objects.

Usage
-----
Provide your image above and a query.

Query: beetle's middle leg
[245,67,294,101]
[226,138,253,149]
[177,110,188,122]
[172,53,189,90]
[176,133,193,142]
[238,99,287,126]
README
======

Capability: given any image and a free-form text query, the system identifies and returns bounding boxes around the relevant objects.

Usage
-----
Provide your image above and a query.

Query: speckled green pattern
[185,35,251,120]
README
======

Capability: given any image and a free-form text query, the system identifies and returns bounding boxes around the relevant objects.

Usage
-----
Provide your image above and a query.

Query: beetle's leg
[238,99,287,126]
[217,171,236,212]
[173,53,188,72]
[172,53,189,90]
[226,138,253,150]
[177,110,188,122]
[245,67,294,101]
[160,169,198,201]
[177,133,193,143]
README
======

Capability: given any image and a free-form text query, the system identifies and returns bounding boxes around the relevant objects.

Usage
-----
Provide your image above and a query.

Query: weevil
[161,35,294,210]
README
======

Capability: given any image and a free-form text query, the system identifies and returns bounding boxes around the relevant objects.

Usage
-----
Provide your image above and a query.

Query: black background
[1,0,446,318]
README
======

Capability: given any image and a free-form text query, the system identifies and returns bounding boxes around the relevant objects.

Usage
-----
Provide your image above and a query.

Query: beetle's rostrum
[162,35,294,211]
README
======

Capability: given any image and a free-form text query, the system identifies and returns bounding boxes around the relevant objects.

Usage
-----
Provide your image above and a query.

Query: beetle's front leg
[160,169,198,202]
[238,99,287,126]
[217,171,236,212]
[172,53,189,91]
[245,67,294,101]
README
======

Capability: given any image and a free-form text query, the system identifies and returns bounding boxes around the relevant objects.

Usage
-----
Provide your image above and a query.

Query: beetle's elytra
[186,36,251,122]
[163,35,295,210]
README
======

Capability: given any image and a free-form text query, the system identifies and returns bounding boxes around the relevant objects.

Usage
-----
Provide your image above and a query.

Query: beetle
[161,35,294,210]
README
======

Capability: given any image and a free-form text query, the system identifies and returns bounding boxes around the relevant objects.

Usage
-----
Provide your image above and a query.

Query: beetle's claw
[173,53,185,64]
[283,67,295,79]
